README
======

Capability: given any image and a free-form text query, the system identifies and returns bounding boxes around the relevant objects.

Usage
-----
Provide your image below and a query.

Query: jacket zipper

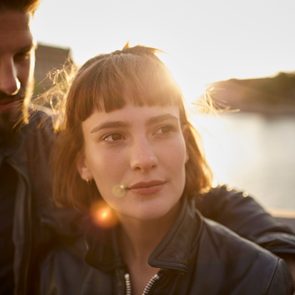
[142,274,160,295]
[124,273,160,295]
[124,273,132,295]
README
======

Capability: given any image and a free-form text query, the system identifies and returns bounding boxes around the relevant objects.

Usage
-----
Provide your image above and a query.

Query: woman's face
[78,103,188,221]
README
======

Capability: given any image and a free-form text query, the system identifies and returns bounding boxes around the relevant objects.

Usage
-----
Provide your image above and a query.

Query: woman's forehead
[84,104,181,129]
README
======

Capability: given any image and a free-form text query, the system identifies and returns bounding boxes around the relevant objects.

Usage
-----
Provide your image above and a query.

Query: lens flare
[112,184,127,198]
[99,208,111,220]
[90,201,118,228]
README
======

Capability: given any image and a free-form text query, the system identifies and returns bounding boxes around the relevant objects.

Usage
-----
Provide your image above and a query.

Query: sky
[32,0,295,102]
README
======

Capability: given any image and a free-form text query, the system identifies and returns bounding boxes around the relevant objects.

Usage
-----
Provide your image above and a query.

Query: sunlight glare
[90,201,118,228]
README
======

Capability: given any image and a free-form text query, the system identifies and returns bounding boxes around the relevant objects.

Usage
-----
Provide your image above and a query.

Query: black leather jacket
[0,111,79,295]
[2,111,295,294]
[0,112,55,295]
[40,199,294,295]
[196,185,295,256]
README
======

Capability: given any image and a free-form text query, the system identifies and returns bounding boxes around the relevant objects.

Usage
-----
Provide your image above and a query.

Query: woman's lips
[127,180,167,195]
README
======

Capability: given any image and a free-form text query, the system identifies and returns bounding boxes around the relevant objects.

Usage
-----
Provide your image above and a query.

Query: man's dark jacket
[0,111,79,295]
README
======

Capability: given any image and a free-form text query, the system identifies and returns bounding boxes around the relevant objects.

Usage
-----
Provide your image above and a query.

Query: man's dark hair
[0,0,40,14]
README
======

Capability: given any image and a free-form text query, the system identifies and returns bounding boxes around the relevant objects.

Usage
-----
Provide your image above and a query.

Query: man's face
[0,9,35,137]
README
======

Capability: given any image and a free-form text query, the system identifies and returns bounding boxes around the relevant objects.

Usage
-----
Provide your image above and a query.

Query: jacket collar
[0,110,45,166]
[0,128,23,164]
[85,197,203,273]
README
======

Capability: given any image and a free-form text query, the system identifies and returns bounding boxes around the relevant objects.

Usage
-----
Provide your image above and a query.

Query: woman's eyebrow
[147,113,178,125]
[90,113,178,134]
[90,121,128,134]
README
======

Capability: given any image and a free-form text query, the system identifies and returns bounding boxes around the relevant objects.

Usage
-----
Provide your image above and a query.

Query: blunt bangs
[66,51,183,126]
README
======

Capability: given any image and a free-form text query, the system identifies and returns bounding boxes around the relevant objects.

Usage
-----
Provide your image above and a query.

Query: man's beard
[0,80,33,141]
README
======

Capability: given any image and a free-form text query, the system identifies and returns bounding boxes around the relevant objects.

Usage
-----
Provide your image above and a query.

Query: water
[191,112,295,212]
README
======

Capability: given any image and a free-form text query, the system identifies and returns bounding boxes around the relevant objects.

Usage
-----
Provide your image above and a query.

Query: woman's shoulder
[201,218,276,263]
[198,218,293,294]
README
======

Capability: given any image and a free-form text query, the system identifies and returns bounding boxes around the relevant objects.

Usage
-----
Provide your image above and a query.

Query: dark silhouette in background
[206,72,295,116]
[34,43,73,95]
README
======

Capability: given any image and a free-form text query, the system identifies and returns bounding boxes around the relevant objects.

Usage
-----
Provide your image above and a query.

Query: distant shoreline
[229,104,295,117]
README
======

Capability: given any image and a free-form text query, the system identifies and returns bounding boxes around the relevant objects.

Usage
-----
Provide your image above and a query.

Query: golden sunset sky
[32,0,295,102]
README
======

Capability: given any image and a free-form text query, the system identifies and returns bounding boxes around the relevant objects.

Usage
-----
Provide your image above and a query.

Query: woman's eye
[102,133,124,143]
[154,125,176,136]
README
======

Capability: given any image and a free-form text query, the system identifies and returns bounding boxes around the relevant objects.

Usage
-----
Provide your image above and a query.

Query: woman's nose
[130,136,158,172]
[0,58,21,95]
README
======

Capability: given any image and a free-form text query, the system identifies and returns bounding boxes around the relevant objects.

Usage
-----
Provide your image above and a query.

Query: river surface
[191,112,295,212]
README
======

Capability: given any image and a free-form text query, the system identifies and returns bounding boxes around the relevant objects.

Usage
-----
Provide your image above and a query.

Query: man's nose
[130,136,158,172]
[0,58,21,96]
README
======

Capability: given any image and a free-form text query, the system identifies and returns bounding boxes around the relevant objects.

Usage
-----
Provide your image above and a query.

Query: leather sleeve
[196,185,295,255]
[266,258,294,294]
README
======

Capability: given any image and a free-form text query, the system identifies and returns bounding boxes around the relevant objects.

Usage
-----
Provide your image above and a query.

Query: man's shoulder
[23,110,55,146]
[16,110,56,171]
[26,110,54,133]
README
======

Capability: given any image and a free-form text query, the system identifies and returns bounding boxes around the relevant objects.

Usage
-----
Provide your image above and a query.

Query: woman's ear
[182,124,190,163]
[76,151,93,182]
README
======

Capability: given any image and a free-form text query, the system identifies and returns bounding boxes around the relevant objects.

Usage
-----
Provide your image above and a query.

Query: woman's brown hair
[0,0,40,14]
[52,45,212,211]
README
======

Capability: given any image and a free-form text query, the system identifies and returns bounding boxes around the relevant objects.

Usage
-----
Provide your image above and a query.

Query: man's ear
[76,151,93,182]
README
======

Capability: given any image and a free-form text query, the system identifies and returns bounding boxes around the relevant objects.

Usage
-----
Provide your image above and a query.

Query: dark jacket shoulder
[197,185,295,256]
[39,202,294,294]
[196,218,293,294]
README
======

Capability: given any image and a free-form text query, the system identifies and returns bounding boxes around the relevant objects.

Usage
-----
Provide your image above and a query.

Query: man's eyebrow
[90,121,128,134]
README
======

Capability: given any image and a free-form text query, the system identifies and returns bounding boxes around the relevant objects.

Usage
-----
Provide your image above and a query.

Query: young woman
[40,45,293,294]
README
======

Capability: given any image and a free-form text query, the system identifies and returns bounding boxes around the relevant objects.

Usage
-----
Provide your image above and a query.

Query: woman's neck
[119,220,161,262]
[118,201,181,263]
[117,202,181,295]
